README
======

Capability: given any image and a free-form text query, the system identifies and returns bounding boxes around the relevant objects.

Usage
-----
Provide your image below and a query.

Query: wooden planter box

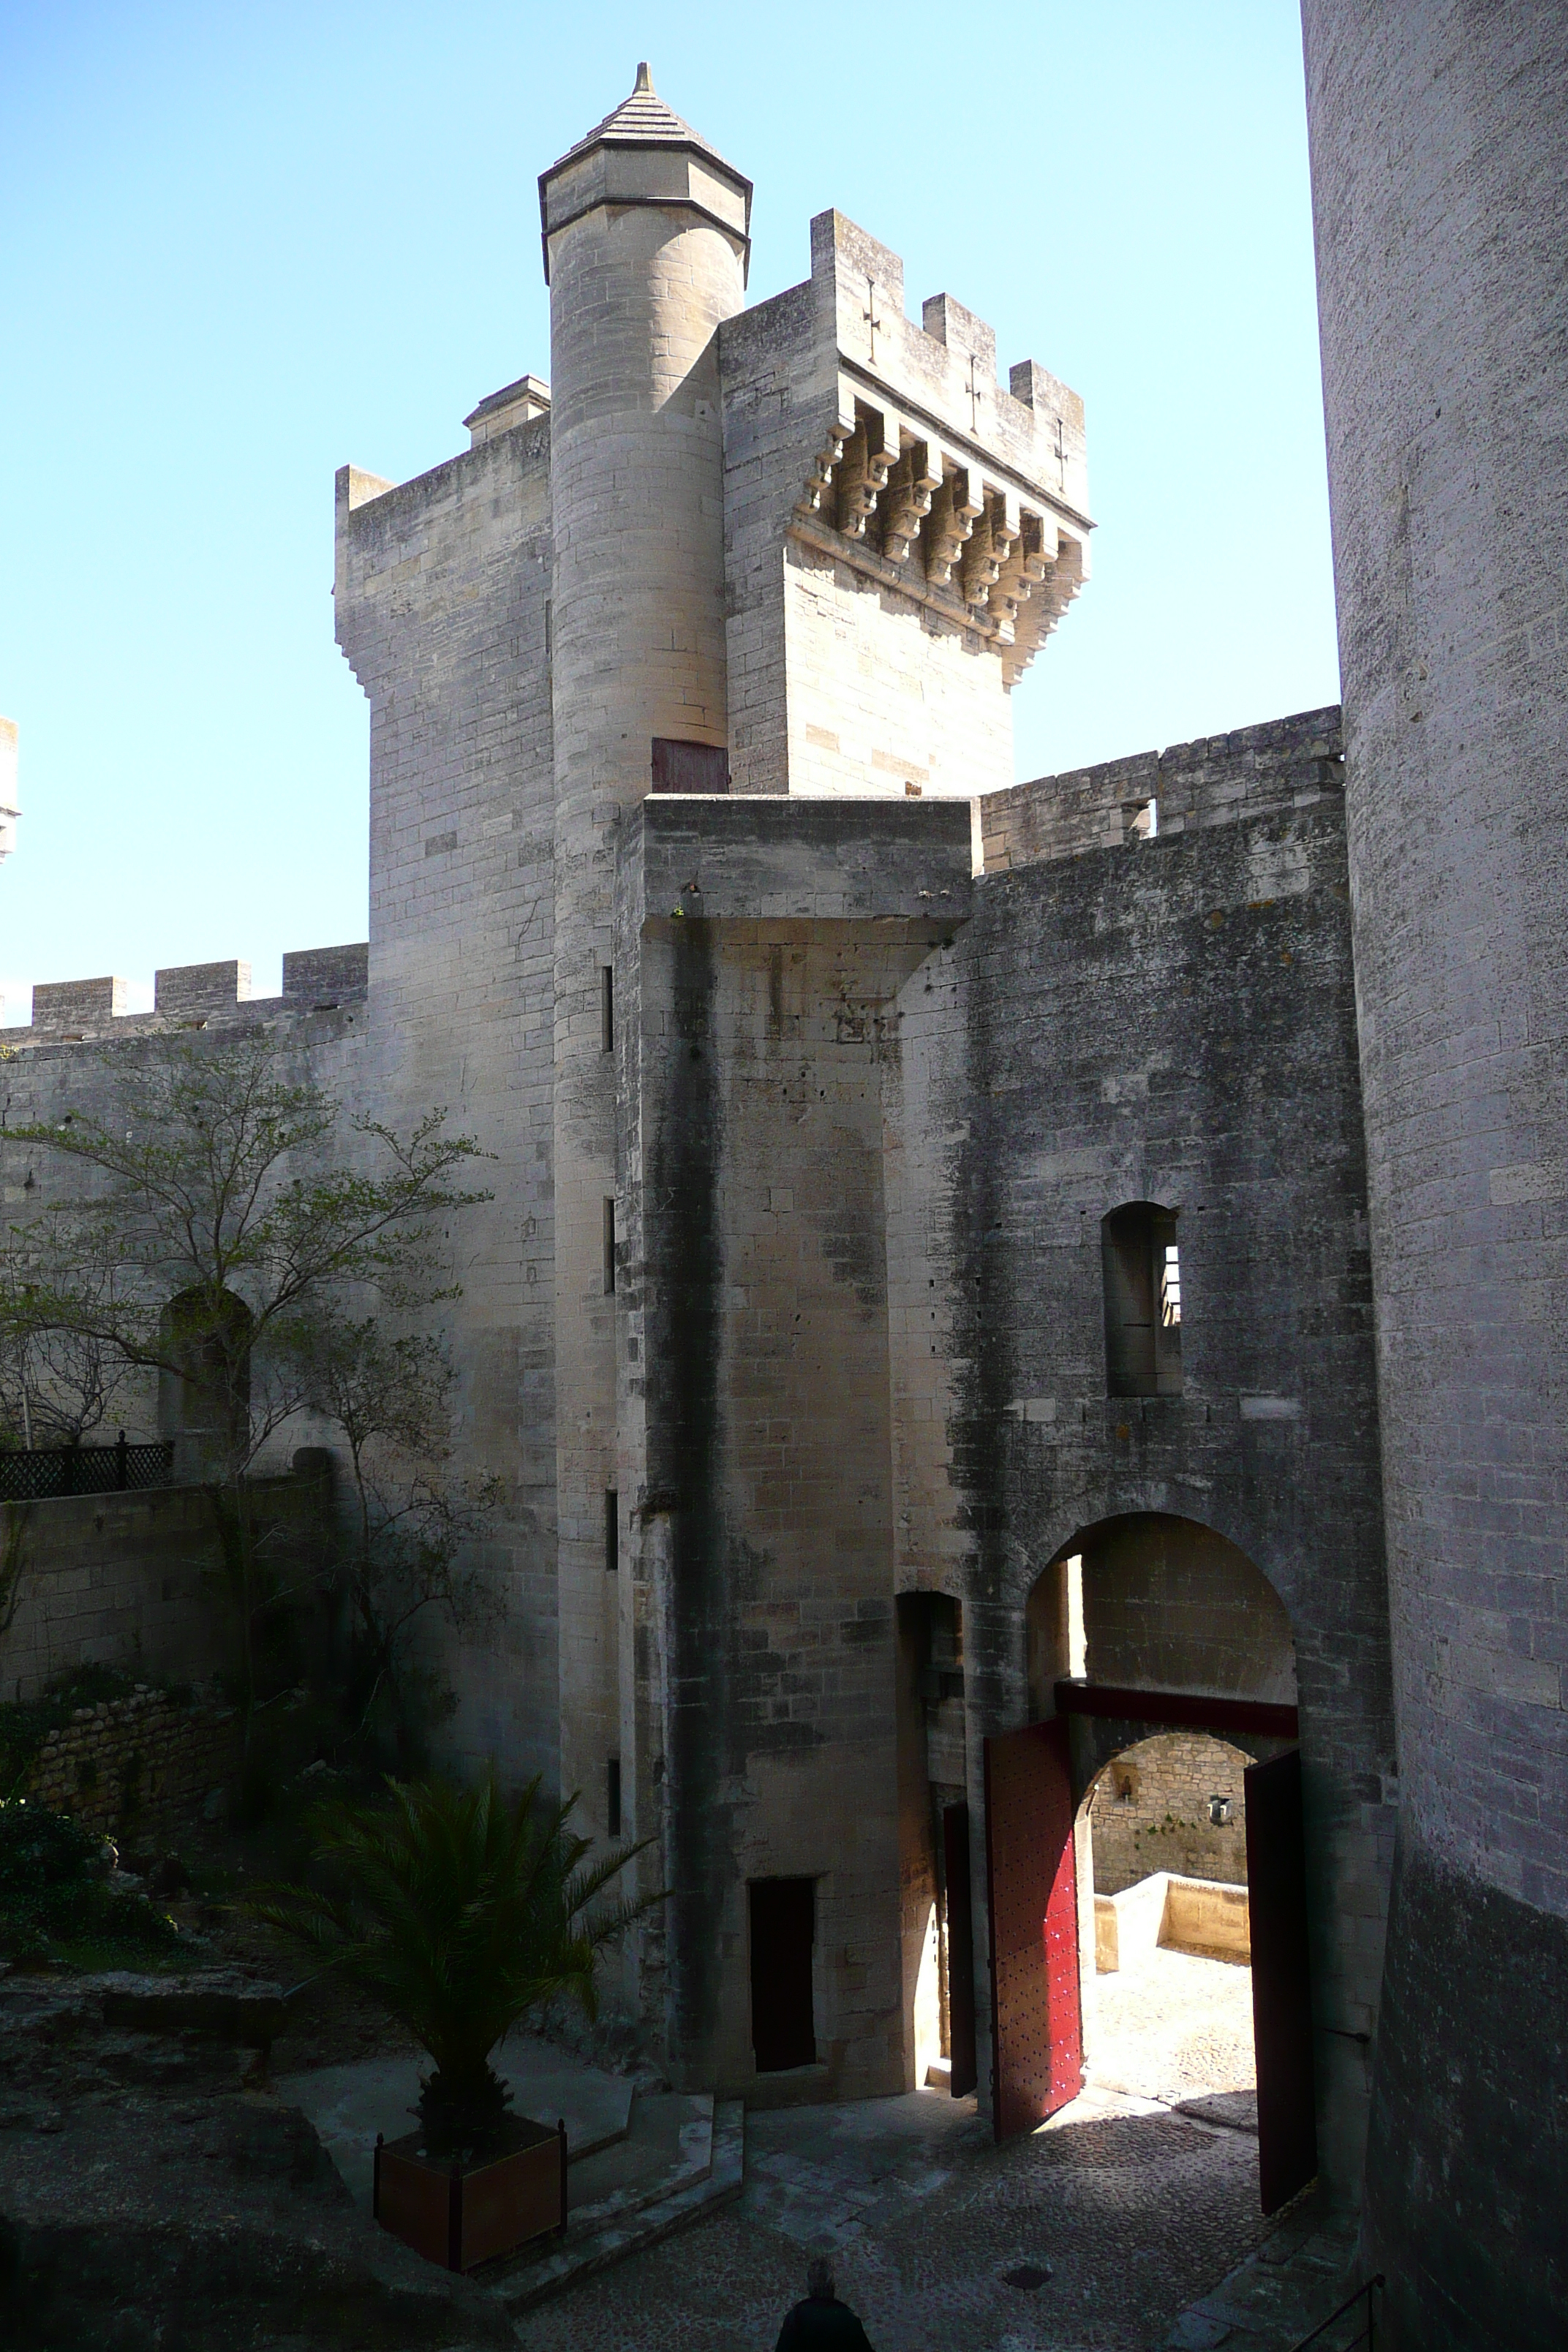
[373,2114,568,2271]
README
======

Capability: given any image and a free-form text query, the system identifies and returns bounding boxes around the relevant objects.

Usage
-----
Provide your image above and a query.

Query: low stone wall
[1095,1872,1251,1972]
[23,1686,243,1840]
[1088,1729,1251,1893]
[0,1459,333,1705]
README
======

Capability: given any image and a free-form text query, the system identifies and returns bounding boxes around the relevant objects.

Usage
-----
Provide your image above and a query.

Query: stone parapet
[10,942,368,1041]
[631,793,974,930]
[979,706,1343,874]
[0,1463,333,1704]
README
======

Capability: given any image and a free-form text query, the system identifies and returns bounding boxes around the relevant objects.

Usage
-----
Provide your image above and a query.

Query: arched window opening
[1102,1202,1183,1398]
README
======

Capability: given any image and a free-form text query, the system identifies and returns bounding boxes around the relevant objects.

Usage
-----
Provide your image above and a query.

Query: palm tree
[249,1770,655,2155]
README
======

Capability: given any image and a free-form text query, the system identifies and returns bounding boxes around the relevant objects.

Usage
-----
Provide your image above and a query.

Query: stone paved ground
[516,1947,1293,2352]
[519,2084,1273,2352]
[1087,1947,1256,2108]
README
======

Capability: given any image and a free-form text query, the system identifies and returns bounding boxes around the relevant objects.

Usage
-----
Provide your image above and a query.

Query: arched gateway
[986,1514,1316,2212]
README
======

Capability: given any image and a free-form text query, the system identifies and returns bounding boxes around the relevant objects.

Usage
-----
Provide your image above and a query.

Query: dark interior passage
[750,1877,816,2072]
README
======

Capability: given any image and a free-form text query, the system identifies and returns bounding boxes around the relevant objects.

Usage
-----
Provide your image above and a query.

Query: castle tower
[1303,7,1568,2342]
[539,72,752,1839]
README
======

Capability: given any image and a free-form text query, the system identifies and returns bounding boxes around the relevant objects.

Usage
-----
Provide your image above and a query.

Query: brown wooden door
[984,1718,1082,2140]
[1245,1747,1319,2212]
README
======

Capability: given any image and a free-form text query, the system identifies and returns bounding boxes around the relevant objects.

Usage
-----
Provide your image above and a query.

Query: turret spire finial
[635,61,652,93]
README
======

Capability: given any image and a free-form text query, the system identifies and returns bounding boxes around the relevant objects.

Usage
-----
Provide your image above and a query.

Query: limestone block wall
[23,1687,243,1840]
[0,1005,368,1482]
[718,208,1088,803]
[334,417,559,1790]
[979,706,1344,874]
[619,796,973,2097]
[543,138,749,1843]
[888,719,1393,2189]
[1087,1731,1252,1894]
[1095,1871,1251,1970]
[0,1466,331,1704]
[1303,9,1568,2340]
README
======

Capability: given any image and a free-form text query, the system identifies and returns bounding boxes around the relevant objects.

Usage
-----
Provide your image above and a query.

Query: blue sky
[0,0,1335,1022]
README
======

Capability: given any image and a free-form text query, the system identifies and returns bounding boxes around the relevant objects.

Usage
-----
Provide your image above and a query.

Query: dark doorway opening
[651,737,731,794]
[895,1591,974,2096]
[750,1877,816,2072]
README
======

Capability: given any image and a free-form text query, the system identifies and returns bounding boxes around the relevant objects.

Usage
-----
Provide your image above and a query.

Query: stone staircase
[489,2092,746,2314]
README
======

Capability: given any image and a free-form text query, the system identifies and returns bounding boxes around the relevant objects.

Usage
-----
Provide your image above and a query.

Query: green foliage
[0,1033,494,1747]
[0,1795,181,1965]
[0,1030,492,1486]
[249,1770,657,2154]
[292,1316,500,1772]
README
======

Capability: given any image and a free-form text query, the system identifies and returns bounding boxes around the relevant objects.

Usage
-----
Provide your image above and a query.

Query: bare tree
[290,1315,502,1769]
[0,1217,137,1449]
[0,1032,492,1743]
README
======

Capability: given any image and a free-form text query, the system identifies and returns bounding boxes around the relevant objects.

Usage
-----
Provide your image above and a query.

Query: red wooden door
[984,1718,1082,2140]
[1245,1747,1319,2212]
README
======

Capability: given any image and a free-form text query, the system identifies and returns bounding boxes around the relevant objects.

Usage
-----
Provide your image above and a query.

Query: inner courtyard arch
[986,1512,1318,2212]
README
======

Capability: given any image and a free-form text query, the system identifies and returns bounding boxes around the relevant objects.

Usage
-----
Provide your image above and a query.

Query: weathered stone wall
[1301,6,1568,2339]
[1,1465,331,1705]
[23,1687,243,1839]
[0,1004,369,1447]
[620,796,973,2098]
[1087,1731,1251,1895]
[890,712,1395,2190]
[543,125,750,1856]
[980,707,1343,873]
[334,410,561,1793]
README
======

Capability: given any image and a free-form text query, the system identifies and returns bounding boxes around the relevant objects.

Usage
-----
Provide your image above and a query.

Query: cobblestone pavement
[1158,2190,1364,2351]
[509,1943,1346,2352]
[1086,1946,1256,2108]
[518,2081,1273,2352]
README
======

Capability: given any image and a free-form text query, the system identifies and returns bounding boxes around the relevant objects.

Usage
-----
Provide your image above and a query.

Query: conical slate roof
[546,63,745,184]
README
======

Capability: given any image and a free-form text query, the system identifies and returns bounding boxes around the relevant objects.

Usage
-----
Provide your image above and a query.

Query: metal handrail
[1290,2273,1384,2351]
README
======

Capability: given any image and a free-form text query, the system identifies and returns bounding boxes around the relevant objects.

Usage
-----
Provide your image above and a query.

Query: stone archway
[1025,1510,1297,1723]
[1078,1729,1256,2122]
[986,1512,1317,2212]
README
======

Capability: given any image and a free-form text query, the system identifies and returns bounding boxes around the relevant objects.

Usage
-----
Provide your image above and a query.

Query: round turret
[540,71,751,1867]
[540,63,751,803]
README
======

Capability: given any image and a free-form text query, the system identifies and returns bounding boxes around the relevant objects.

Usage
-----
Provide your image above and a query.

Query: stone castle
[3,26,1564,2344]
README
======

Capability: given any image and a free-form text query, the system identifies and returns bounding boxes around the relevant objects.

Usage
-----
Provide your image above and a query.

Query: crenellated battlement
[14,943,368,1043]
[773,209,1090,687]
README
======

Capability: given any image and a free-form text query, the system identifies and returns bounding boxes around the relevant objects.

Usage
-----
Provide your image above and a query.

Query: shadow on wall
[1028,1513,1299,1713]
